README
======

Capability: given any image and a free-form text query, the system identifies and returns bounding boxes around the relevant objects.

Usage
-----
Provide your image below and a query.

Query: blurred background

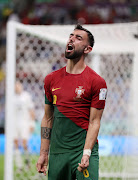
[0,0,138,180]
[1,0,138,134]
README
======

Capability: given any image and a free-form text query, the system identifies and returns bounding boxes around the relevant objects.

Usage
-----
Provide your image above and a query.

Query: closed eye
[76,35,82,40]
[69,34,83,40]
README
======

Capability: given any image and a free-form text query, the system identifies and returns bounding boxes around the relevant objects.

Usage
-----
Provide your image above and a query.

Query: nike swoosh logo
[52,88,61,92]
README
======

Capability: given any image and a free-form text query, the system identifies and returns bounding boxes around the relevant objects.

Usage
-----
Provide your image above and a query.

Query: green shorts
[48,142,99,180]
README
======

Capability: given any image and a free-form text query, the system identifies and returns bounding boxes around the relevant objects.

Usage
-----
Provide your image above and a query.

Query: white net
[5,21,138,180]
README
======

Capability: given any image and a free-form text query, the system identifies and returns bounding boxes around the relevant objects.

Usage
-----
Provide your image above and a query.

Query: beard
[65,48,84,59]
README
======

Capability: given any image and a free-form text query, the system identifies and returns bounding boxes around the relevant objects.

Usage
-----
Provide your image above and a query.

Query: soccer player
[14,81,35,169]
[36,24,107,180]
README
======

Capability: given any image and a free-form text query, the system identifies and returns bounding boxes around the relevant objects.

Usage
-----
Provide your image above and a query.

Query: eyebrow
[76,35,83,39]
[69,33,83,39]
[69,33,74,36]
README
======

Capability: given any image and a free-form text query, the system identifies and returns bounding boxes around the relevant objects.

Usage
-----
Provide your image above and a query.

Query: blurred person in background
[14,81,35,169]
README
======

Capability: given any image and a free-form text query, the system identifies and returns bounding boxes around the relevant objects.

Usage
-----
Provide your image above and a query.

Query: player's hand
[36,155,48,176]
[77,155,90,172]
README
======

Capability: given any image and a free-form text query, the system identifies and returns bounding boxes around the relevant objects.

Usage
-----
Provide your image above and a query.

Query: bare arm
[84,107,103,150]
[40,104,54,155]
[29,109,35,133]
[78,107,104,171]
[29,109,35,121]
[36,104,54,175]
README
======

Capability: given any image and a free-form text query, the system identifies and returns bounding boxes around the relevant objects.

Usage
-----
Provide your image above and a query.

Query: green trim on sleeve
[45,94,53,105]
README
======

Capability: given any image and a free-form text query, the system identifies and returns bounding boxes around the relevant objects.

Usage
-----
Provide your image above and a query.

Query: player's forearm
[29,109,35,120]
[84,119,100,151]
[40,115,53,156]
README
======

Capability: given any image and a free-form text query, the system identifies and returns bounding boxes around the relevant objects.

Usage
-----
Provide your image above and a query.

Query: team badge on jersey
[99,88,107,100]
[75,86,85,99]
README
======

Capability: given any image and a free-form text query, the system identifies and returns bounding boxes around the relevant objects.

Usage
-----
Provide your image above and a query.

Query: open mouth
[66,43,74,52]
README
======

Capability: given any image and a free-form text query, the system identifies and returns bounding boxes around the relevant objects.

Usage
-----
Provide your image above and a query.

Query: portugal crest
[75,86,85,99]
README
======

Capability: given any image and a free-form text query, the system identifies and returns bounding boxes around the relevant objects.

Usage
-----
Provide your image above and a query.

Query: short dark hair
[74,24,95,47]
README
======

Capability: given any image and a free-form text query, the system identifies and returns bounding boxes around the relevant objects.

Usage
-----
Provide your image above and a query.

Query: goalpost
[5,21,138,180]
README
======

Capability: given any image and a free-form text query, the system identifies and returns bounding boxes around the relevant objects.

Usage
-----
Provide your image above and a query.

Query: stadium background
[0,0,138,180]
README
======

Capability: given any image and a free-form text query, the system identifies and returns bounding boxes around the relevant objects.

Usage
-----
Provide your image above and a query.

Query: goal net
[5,21,138,180]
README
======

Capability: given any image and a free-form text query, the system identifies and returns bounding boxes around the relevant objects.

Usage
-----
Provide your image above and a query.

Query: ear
[84,45,92,54]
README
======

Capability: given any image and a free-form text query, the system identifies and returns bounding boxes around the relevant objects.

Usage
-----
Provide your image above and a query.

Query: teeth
[68,44,73,50]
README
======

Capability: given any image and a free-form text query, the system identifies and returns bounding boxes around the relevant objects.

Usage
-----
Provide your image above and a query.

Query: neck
[66,57,86,74]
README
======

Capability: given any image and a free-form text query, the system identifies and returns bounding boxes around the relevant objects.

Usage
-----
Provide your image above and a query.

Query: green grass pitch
[0,155,4,180]
[0,155,128,180]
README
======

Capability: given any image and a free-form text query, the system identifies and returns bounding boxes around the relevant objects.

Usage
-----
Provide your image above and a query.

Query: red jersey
[44,66,107,153]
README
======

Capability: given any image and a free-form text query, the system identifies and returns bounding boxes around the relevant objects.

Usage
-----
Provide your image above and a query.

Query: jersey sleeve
[91,78,107,109]
[44,74,53,105]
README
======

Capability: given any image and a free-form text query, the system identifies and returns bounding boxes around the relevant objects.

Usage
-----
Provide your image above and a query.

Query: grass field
[0,155,4,180]
[0,155,133,180]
